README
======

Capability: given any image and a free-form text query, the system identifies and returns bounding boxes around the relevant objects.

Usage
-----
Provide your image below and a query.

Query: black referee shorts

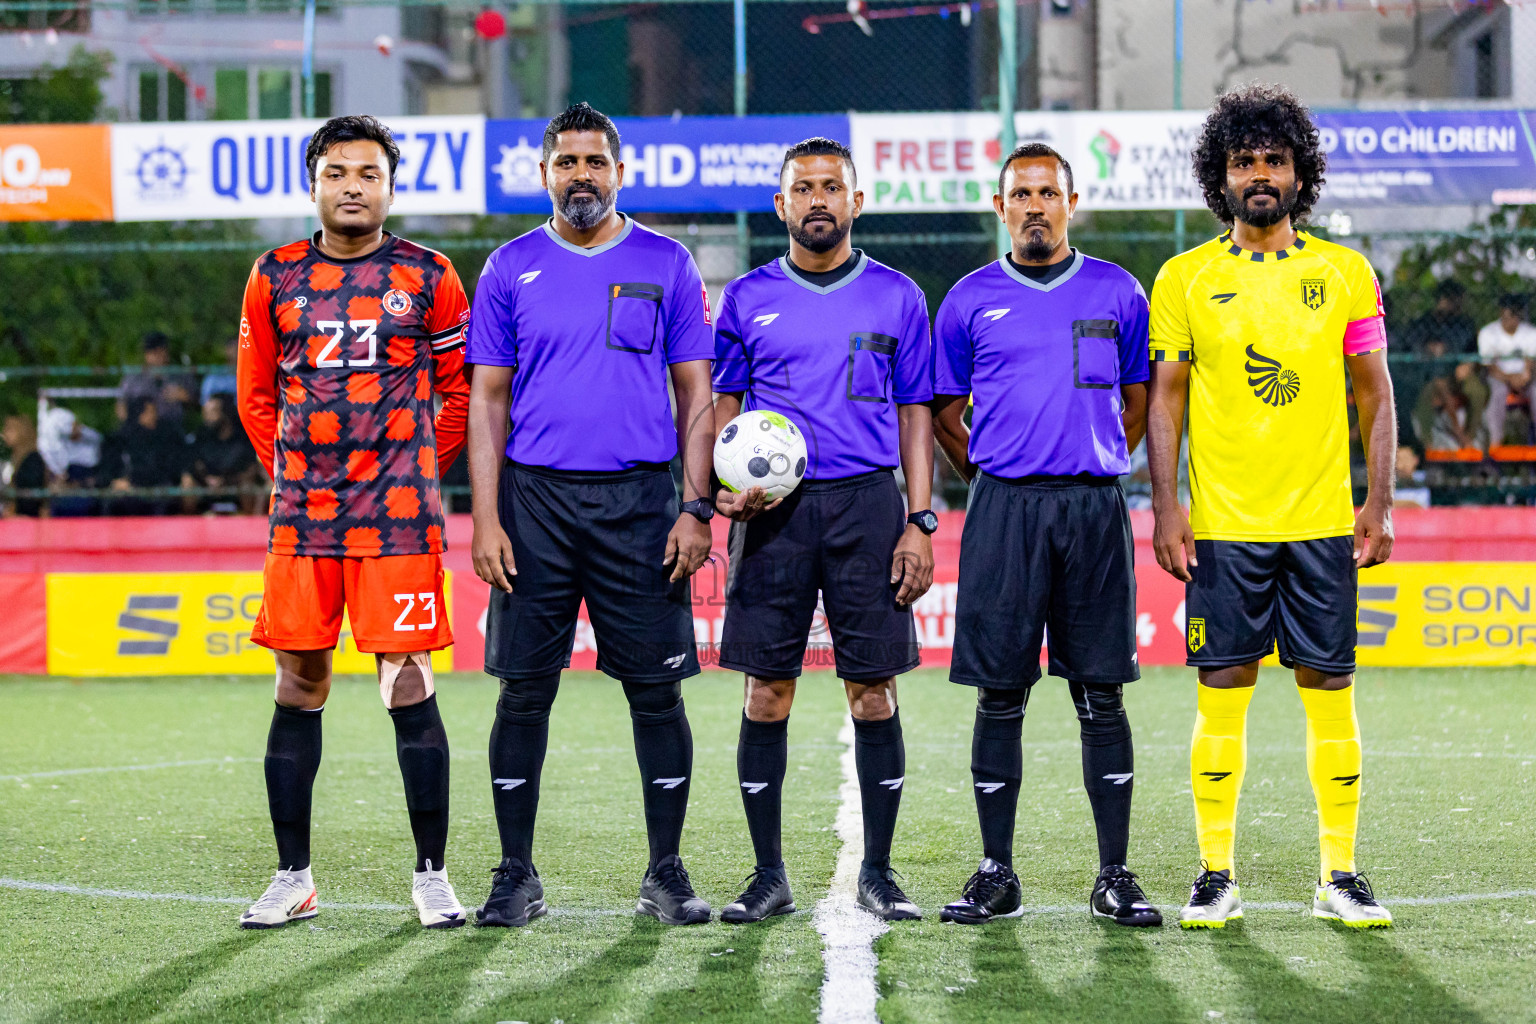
[950,473,1139,689]
[482,460,699,684]
[719,469,919,682]
[1185,536,1357,674]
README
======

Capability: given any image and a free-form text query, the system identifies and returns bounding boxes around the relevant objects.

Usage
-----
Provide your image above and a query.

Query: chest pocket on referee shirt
[1072,319,1119,390]
[847,332,898,403]
[607,282,665,353]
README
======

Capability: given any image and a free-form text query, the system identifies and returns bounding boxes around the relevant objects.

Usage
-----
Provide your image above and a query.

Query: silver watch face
[913,511,938,533]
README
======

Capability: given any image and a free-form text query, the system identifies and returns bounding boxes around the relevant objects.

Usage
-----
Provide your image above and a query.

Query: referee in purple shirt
[465,104,718,928]
[711,138,936,924]
[931,144,1162,927]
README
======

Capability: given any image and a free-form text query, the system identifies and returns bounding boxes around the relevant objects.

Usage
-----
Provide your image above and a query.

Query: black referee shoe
[637,854,712,925]
[857,864,921,921]
[720,865,797,923]
[940,858,1024,924]
[1091,865,1163,927]
[476,857,547,928]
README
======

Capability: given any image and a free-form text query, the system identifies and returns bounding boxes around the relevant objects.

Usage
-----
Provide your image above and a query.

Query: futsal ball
[714,410,808,500]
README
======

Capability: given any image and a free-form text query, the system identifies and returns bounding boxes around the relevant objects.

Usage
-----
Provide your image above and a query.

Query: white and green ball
[713,409,808,500]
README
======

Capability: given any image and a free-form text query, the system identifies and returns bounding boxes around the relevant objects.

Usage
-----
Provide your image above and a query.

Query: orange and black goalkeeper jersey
[237,233,471,558]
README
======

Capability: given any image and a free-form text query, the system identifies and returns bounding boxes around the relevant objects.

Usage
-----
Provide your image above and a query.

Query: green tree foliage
[1382,205,1536,331]
[0,45,112,124]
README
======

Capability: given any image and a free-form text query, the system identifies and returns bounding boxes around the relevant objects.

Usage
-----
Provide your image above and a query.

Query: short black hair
[1435,278,1466,301]
[1499,293,1529,315]
[305,114,400,186]
[1193,83,1325,226]
[141,330,169,352]
[780,137,856,186]
[543,102,622,163]
[127,395,155,422]
[997,143,1073,196]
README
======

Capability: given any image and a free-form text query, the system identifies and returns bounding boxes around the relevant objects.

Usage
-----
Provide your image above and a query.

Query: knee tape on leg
[623,680,685,725]
[1070,682,1131,745]
[496,674,559,725]
[379,651,434,707]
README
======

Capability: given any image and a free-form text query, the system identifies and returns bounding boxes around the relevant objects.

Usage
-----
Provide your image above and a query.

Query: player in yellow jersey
[1147,85,1397,930]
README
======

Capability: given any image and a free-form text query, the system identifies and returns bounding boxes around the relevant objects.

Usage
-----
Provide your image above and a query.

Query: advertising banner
[45,571,453,677]
[484,115,850,214]
[0,124,113,222]
[848,109,1536,213]
[1353,562,1536,667]
[109,116,484,222]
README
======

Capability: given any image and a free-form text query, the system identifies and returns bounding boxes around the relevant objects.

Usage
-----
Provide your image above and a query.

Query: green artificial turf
[1,667,1533,1023]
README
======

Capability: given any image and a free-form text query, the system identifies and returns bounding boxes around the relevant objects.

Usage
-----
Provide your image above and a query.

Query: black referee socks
[972,689,1028,867]
[489,674,559,865]
[1071,682,1134,869]
[853,710,905,871]
[389,693,451,872]
[624,681,693,870]
[737,712,790,868]
[265,702,323,872]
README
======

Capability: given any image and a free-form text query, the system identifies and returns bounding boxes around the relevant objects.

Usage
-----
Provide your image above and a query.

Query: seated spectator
[1393,445,1431,509]
[1414,376,1479,452]
[199,338,239,406]
[36,405,103,517]
[1479,293,1536,447]
[121,331,198,431]
[102,396,192,516]
[1403,279,1478,356]
[190,393,262,514]
[2,414,48,517]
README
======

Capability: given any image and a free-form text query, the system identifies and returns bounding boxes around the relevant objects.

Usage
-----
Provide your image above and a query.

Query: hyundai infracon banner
[109,116,484,221]
[848,109,1536,212]
[484,115,850,214]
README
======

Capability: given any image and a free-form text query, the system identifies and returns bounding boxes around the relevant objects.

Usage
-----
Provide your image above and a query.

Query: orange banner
[0,124,113,221]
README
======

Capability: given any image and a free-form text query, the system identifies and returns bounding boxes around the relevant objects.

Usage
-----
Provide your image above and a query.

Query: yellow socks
[1298,684,1362,879]
[1190,684,1255,875]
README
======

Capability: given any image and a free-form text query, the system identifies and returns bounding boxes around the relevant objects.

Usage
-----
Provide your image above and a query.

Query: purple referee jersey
[932,250,1150,478]
[713,253,932,479]
[466,216,714,471]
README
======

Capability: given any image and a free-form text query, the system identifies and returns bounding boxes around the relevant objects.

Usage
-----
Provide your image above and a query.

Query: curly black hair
[1193,83,1325,226]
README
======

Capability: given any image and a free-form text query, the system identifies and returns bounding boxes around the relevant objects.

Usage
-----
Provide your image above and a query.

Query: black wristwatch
[907,509,938,535]
[681,497,715,523]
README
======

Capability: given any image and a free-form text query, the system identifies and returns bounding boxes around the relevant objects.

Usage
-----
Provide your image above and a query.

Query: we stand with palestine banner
[3,108,1535,222]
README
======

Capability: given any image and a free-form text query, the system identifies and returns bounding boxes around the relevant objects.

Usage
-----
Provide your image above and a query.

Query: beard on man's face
[1018,218,1057,262]
[788,212,849,254]
[553,180,614,231]
[1225,179,1298,229]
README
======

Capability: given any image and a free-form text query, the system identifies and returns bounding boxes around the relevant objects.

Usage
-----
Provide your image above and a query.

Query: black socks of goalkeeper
[389,693,451,872]
[265,702,322,872]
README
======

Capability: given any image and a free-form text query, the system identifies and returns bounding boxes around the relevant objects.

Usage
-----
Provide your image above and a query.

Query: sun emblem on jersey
[1246,344,1301,407]
[383,289,412,316]
[1300,278,1326,310]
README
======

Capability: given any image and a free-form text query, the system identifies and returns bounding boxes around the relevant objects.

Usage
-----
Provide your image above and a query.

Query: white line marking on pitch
[814,716,886,1024]
[0,877,623,918]
[3,757,262,781]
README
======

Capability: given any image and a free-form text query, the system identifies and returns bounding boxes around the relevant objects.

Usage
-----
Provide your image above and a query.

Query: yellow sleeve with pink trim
[1341,250,1387,356]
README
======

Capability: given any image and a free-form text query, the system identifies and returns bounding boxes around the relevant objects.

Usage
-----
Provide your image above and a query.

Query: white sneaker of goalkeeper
[239,867,318,929]
[413,861,468,929]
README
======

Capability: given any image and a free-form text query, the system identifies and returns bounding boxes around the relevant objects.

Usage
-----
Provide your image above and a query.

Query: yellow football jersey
[1148,231,1385,542]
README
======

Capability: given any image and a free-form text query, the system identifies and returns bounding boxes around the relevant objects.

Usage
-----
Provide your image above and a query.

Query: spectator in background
[2,414,48,517]
[1415,375,1479,452]
[1404,279,1478,356]
[103,395,191,515]
[190,393,262,514]
[36,405,103,517]
[1394,445,1431,509]
[1479,293,1536,447]
[199,338,240,406]
[121,331,197,430]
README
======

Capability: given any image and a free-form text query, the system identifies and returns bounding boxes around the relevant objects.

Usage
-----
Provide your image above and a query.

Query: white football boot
[413,861,468,929]
[1314,872,1393,929]
[240,868,319,929]
[1178,865,1243,929]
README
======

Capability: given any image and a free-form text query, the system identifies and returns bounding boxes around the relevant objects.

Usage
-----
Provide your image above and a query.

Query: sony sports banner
[0,124,113,222]
[44,571,453,677]
[108,116,484,222]
[484,115,850,214]
[847,109,1536,213]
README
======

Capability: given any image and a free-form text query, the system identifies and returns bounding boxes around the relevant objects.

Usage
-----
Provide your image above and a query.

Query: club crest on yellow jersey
[1300,278,1326,310]
[1245,344,1301,407]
